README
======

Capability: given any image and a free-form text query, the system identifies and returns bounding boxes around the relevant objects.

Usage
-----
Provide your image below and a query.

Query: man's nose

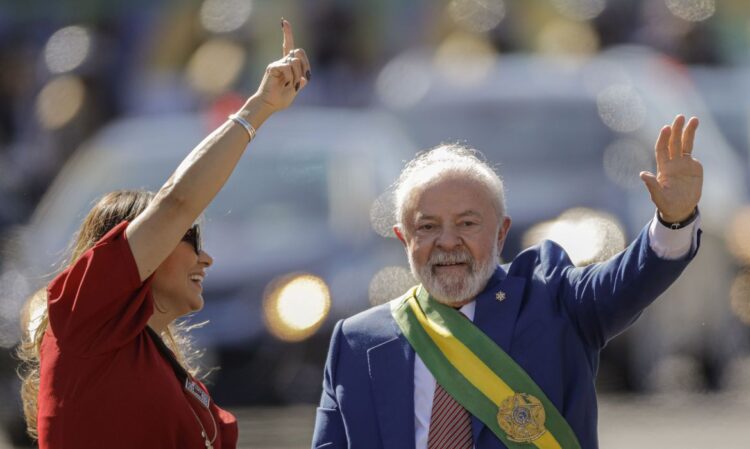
[435,226,462,250]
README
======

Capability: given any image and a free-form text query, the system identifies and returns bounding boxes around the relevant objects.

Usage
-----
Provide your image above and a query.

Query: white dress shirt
[413,214,700,449]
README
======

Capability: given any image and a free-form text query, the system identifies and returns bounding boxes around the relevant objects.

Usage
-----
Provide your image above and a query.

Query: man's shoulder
[337,296,406,350]
[505,239,574,277]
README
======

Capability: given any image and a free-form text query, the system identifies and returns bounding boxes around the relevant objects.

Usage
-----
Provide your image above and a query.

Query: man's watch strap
[657,207,699,230]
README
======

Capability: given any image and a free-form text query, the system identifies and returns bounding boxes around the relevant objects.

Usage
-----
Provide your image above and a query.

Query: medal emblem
[497,393,547,443]
[495,291,506,302]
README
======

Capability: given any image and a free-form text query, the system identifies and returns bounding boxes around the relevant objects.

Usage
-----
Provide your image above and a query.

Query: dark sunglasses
[181,225,202,255]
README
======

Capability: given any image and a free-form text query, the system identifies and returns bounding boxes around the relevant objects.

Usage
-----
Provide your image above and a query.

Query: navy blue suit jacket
[311,223,699,449]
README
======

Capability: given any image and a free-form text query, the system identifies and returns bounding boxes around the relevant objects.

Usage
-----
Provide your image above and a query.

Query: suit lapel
[368,318,416,449]
[470,266,527,443]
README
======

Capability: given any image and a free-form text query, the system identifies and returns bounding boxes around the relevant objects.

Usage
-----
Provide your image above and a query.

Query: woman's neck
[147,313,171,334]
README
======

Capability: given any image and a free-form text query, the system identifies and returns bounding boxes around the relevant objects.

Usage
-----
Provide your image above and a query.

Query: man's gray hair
[394,143,507,228]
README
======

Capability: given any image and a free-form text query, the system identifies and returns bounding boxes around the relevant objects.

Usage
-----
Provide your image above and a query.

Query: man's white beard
[408,243,498,306]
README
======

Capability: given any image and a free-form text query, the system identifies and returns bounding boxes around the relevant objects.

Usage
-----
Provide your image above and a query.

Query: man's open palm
[640,115,703,223]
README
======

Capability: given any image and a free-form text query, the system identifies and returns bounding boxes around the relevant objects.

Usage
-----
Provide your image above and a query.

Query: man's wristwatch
[657,207,699,230]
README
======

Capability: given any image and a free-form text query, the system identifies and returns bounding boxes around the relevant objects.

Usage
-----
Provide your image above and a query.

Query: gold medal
[497,393,547,443]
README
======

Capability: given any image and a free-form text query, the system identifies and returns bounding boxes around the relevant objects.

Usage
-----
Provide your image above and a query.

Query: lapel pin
[496,291,506,302]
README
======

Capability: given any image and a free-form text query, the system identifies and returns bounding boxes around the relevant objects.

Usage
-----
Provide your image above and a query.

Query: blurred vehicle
[0,106,418,406]
[381,46,749,391]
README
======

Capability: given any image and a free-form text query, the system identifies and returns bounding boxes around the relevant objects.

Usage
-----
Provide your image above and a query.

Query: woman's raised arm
[126,19,310,281]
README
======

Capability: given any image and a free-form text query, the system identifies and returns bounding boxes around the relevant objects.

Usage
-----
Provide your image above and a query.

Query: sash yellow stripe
[407,297,562,449]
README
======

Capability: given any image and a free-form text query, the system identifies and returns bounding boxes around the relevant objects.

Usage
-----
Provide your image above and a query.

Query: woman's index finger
[282,19,295,56]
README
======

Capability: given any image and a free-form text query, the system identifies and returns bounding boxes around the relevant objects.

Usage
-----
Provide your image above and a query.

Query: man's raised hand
[640,115,703,223]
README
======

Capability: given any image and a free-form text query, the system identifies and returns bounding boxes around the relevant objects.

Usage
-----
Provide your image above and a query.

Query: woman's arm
[126,20,310,281]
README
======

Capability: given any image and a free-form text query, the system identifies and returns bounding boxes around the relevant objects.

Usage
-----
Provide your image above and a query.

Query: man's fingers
[281,19,295,57]
[682,116,699,155]
[669,115,685,159]
[654,125,671,170]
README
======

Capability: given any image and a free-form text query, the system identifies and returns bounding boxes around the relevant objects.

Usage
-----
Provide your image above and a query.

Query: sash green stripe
[392,297,535,449]
[414,287,582,449]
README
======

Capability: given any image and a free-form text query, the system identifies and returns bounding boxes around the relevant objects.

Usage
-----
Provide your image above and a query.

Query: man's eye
[461,221,477,227]
[418,224,434,231]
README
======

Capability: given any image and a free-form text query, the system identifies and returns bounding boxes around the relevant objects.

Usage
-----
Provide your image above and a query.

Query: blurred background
[0,0,749,447]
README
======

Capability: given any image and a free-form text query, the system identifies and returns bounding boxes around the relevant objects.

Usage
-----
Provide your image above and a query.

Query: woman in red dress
[17,20,310,449]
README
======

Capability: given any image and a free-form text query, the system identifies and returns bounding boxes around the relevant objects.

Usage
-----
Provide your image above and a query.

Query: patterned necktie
[427,381,473,449]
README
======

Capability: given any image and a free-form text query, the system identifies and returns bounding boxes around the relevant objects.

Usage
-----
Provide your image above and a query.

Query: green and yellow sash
[390,286,582,449]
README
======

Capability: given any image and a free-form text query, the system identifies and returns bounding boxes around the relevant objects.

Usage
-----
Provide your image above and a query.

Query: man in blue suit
[312,115,703,449]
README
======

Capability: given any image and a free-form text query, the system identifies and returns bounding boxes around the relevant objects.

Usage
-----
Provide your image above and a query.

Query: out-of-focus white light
[368,266,416,306]
[376,52,431,109]
[603,139,653,189]
[596,84,647,133]
[35,75,86,130]
[730,270,750,325]
[434,32,496,87]
[726,206,750,264]
[522,208,626,266]
[186,38,246,95]
[447,0,506,33]
[665,0,716,22]
[370,191,396,238]
[200,0,253,33]
[263,274,331,342]
[551,0,606,21]
[537,19,599,56]
[44,25,91,74]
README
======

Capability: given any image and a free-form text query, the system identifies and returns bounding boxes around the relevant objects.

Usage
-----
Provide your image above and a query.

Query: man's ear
[393,225,407,246]
[496,216,512,254]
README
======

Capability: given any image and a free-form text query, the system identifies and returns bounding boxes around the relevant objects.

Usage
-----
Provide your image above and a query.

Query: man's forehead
[408,177,495,218]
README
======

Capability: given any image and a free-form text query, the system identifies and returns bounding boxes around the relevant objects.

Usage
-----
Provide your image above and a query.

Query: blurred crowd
[1,0,750,446]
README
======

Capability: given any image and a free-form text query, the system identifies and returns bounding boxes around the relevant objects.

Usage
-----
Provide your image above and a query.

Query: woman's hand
[255,19,311,114]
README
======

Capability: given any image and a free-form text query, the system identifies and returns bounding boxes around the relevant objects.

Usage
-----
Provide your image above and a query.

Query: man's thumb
[639,171,660,197]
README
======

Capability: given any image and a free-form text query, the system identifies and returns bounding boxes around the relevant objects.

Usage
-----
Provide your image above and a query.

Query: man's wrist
[657,207,699,230]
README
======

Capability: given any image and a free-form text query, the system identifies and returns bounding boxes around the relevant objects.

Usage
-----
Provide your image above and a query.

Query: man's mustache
[428,249,474,270]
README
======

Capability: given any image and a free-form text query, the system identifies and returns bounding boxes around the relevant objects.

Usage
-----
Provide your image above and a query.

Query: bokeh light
[369,190,396,238]
[200,0,253,33]
[726,206,750,264]
[263,273,331,342]
[522,208,626,266]
[44,25,91,74]
[376,52,431,108]
[665,0,716,22]
[447,0,506,33]
[0,270,31,348]
[551,0,606,21]
[35,75,86,130]
[536,19,599,57]
[596,84,647,133]
[434,32,496,86]
[368,266,416,306]
[186,38,246,95]
[730,270,750,325]
[603,139,653,189]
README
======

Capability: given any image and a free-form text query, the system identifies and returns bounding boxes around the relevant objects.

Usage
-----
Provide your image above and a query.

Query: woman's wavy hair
[16,190,205,440]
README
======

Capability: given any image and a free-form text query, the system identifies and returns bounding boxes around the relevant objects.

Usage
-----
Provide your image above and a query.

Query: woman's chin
[188,297,205,312]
